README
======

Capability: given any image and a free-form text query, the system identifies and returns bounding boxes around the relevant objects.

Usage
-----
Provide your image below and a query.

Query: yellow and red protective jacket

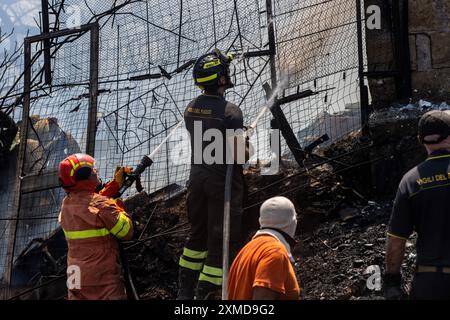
[59,181,133,299]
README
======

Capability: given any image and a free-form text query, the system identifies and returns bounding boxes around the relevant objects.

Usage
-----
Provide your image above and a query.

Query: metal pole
[266,0,280,159]
[265,0,305,166]
[269,102,305,165]
[5,40,32,297]
[41,0,52,85]
[176,0,183,68]
[86,23,99,156]
[356,0,369,133]
[119,243,139,300]
[266,0,277,88]
[165,119,170,199]
[221,164,233,300]
[25,23,96,42]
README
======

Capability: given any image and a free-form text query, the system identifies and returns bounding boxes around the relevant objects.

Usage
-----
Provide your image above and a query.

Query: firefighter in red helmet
[58,153,134,300]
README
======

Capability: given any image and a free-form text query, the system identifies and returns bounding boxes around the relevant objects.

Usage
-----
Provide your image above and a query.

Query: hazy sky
[0,0,40,51]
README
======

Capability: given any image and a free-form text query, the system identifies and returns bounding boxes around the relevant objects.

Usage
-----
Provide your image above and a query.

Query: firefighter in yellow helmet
[177,50,249,299]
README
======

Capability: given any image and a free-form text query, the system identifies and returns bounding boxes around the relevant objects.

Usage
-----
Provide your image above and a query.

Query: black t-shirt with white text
[389,150,450,266]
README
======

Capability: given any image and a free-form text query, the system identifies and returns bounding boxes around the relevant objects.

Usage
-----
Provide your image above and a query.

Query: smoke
[247,72,289,134]
[275,0,355,87]
[268,72,290,106]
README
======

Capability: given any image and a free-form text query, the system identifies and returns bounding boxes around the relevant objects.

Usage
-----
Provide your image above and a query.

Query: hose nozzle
[134,155,153,176]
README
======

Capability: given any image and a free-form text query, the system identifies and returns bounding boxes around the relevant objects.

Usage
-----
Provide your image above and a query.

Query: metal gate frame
[356,0,370,133]
[4,23,99,296]
[357,0,412,118]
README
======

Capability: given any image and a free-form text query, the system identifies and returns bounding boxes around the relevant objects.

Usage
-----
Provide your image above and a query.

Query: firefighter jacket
[59,181,133,299]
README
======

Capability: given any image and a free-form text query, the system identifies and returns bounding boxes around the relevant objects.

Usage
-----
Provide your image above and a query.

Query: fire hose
[113,120,184,300]
[221,78,289,299]
[113,120,185,198]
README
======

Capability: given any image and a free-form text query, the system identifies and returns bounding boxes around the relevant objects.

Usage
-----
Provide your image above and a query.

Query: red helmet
[59,153,97,188]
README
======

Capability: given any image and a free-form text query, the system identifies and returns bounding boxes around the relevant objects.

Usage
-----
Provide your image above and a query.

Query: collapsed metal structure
[0,0,410,298]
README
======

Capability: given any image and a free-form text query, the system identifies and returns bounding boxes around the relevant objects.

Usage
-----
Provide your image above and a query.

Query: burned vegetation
[118,130,417,300]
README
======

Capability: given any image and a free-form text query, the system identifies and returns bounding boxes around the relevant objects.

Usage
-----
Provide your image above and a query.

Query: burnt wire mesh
[0,31,91,286]
[0,0,364,287]
[274,0,362,150]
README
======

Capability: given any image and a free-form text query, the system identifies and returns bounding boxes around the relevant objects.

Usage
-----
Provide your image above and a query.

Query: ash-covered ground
[124,193,416,300]
[295,200,416,300]
[122,130,418,300]
[123,192,189,299]
[125,151,414,299]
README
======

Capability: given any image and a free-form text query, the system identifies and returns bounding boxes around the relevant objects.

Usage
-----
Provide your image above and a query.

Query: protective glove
[114,166,133,188]
[383,273,407,300]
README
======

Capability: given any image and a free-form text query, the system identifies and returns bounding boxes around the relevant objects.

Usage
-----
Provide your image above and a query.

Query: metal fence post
[392,0,412,100]
[86,23,100,156]
[3,23,100,298]
[5,39,32,298]
[265,0,305,166]
[356,0,370,134]
[41,0,52,86]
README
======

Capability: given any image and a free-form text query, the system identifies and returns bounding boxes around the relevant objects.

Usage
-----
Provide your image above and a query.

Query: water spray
[222,75,289,300]
[246,74,289,138]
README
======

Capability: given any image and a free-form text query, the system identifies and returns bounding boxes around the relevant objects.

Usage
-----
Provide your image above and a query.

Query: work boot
[176,268,199,300]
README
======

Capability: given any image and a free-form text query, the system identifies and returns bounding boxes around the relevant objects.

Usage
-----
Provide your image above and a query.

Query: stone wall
[364,0,397,109]
[409,0,450,101]
[365,0,450,108]
[368,108,427,196]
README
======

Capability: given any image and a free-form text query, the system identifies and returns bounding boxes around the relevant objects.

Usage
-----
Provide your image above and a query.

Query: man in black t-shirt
[177,49,249,300]
[385,110,450,300]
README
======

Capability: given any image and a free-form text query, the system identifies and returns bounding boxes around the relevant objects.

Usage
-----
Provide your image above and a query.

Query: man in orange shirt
[228,196,300,300]
[58,153,134,300]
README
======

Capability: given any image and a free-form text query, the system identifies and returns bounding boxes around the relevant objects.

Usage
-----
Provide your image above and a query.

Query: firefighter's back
[60,191,124,297]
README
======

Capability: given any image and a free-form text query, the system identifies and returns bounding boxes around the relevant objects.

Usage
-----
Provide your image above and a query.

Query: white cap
[259,196,298,238]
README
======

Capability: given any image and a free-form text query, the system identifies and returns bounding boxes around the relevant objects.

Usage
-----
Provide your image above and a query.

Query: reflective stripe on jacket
[62,211,132,240]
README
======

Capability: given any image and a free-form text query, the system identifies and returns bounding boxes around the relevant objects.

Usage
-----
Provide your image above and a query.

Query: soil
[295,200,416,300]
[124,192,189,299]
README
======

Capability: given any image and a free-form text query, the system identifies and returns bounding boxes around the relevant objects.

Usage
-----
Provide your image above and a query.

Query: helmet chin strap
[224,63,234,89]
[204,76,233,95]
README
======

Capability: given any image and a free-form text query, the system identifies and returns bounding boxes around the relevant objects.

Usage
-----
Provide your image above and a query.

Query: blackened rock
[339,207,360,221]
[338,243,351,251]
[124,192,150,213]
[353,259,365,267]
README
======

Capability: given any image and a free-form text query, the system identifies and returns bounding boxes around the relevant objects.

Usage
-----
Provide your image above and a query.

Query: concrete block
[368,77,397,110]
[409,34,417,71]
[416,34,432,71]
[431,32,450,68]
[411,68,450,101]
[409,0,443,32]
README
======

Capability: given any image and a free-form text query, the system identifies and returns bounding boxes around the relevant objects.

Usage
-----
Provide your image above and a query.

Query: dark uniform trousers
[178,165,243,299]
[410,272,450,300]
